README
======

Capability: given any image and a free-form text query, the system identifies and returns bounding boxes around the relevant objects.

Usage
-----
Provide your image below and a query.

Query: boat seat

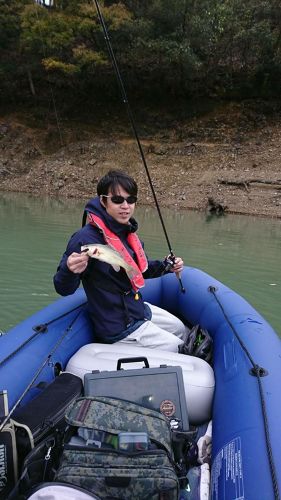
[66,343,215,426]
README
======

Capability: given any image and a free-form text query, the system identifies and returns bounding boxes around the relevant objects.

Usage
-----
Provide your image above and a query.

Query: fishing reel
[163,254,176,273]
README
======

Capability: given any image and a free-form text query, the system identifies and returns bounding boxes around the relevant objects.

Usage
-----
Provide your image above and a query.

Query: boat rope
[92,0,185,294]
[209,286,280,500]
[0,302,86,368]
[0,306,84,433]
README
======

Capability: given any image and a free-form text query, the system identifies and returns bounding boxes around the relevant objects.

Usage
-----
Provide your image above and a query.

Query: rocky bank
[1,101,281,218]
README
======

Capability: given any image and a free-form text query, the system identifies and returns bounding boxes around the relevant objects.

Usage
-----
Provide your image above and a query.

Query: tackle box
[84,356,189,431]
[66,343,215,425]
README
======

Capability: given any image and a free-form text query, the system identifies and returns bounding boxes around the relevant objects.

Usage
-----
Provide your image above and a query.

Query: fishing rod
[34,3,64,146]
[0,307,84,433]
[93,0,185,293]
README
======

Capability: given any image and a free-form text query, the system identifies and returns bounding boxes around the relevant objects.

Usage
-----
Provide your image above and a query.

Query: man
[54,170,188,351]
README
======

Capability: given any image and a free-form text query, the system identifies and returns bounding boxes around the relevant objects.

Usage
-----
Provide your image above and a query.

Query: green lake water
[0,192,280,336]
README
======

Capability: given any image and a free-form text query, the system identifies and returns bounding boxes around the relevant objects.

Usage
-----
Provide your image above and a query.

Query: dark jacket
[53,197,166,342]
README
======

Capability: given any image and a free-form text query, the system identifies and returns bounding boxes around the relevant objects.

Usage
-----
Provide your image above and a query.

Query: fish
[81,243,135,276]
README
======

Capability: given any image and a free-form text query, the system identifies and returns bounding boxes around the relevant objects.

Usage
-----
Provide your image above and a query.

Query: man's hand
[67,252,89,274]
[170,256,184,274]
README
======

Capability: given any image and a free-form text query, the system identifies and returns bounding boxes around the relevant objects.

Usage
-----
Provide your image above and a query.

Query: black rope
[34,301,87,329]
[0,330,41,368]
[0,302,87,369]
[209,286,280,500]
[92,0,185,293]
[0,306,85,433]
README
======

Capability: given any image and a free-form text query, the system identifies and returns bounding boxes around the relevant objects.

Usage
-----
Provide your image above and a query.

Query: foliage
[1,0,281,108]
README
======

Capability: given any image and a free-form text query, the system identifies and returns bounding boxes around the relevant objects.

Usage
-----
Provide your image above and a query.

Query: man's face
[102,184,136,224]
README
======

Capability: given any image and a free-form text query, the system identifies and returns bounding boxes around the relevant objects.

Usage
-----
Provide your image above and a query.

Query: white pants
[118,303,188,352]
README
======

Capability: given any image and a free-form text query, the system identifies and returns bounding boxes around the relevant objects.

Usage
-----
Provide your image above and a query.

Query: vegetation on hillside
[1,0,281,115]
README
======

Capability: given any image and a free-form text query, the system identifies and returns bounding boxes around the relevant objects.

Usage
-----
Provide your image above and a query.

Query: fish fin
[112,264,120,272]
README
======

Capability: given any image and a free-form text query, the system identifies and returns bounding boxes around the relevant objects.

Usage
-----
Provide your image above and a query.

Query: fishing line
[93,0,185,293]
[34,3,64,146]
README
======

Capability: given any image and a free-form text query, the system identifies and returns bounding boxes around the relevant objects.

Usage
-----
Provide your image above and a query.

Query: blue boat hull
[1,266,280,499]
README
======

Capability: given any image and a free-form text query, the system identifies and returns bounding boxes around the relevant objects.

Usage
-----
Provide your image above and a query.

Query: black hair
[97,170,138,197]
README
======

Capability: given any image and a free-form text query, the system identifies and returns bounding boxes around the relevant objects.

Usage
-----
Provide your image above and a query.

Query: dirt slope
[1,101,281,218]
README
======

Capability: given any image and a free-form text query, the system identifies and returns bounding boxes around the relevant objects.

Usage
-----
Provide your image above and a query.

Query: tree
[1,0,281,109]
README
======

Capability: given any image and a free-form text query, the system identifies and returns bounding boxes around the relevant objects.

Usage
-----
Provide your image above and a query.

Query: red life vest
[88,213,148,292]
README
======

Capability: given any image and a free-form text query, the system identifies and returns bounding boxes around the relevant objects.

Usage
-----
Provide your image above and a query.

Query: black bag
[7,431,63,500]
[55,396,180,499]
[13,373,83,464]
[0,419,18,500]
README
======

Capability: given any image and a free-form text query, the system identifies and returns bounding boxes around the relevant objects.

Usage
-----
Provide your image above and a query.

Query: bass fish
[81,243,135,276]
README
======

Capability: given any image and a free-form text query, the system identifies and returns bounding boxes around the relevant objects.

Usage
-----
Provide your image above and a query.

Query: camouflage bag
[55,396,179,499]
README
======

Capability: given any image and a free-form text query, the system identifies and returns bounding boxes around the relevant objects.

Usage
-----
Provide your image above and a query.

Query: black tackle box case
[13,372,83,463]
[84,356,189,431]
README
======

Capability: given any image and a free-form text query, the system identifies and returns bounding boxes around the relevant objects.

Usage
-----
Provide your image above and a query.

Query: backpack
[55,396,180,499]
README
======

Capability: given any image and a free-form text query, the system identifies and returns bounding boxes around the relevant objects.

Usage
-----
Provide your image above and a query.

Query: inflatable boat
[1,266,281,500]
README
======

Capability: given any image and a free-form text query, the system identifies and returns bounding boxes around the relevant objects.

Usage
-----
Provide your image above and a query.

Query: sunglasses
[102,194,137,205]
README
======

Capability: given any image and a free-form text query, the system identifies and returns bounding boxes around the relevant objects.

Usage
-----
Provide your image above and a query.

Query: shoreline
[1,188,280,220]
[1,107,281,220]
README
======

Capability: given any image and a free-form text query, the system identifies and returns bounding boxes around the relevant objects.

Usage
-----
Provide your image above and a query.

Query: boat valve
[249,365,268,377]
